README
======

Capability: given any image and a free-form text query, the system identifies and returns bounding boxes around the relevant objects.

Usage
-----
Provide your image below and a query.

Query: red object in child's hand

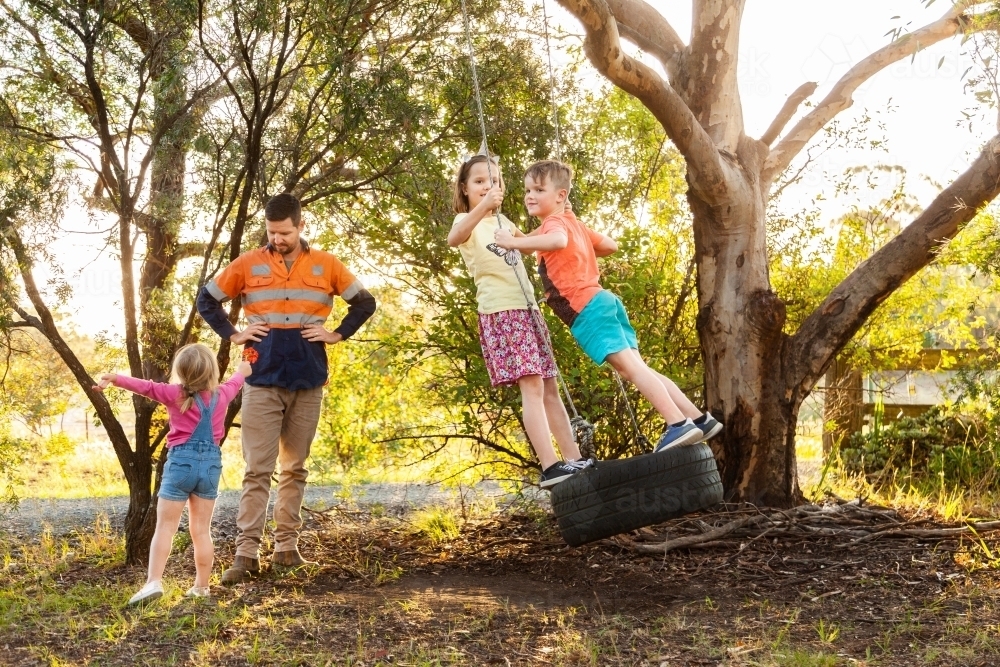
[242,348,259,363]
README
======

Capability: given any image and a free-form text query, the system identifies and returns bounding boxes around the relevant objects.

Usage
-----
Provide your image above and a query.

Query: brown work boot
[220,556,259,586]
[271,549,317,569]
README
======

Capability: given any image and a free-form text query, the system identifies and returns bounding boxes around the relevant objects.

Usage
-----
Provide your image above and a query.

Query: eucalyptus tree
[0,0,517,563]
[554,0,1000,504]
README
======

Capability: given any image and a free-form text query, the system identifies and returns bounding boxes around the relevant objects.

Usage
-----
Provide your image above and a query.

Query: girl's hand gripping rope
[493,228,517,250]
[481,184,504,213]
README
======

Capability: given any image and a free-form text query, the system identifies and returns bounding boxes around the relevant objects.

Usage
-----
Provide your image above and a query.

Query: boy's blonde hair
[170,343,220,413]
[524,160,573,194]
[452,154,502,213]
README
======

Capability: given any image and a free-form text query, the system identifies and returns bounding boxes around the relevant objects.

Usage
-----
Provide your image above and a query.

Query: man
[197,193,376,584]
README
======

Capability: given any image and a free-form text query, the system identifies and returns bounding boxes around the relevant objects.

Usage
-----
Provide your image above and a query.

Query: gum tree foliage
[0,326,81,438]
[0,0,544,564]
[553,0,1000,504]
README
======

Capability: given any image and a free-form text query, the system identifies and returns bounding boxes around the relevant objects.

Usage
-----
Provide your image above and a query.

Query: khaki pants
[235,384,323,558]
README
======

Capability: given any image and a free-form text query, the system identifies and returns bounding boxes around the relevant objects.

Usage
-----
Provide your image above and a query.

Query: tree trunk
[119,5,195,565]
[688,138,800,505]
[123,467,155,564]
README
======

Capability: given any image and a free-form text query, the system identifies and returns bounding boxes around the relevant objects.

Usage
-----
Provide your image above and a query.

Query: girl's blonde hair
[170,343,220,413]
[452,154,501,213]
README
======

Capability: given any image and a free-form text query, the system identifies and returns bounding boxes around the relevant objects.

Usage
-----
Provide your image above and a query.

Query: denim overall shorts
[158,392,224,502]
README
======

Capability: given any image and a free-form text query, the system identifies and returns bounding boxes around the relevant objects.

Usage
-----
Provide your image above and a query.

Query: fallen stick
[851,520,1000,544]
[630,513,773,554]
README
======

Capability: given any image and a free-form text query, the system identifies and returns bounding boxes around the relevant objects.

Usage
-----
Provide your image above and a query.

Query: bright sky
[48,0,994,337]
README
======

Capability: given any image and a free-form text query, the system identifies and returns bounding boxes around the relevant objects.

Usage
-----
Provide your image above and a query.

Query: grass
[410,507,461,544]
[3,426,999,664]
[803,451,1000,522]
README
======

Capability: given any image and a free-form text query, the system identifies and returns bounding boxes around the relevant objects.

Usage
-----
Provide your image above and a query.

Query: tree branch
[556,0,729,203]
[763,4,991,183]
[680,0,746,149]
[376,432,535,468]
[785,132,1000,400]
[760,82,817,146]
[605,0,685,77]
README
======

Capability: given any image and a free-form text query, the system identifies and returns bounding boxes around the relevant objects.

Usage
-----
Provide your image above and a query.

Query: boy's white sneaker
[185,586,211,598]
[127,580,163,607]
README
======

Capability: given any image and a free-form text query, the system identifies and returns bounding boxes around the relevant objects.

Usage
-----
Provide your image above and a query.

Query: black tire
[550,443,724,547]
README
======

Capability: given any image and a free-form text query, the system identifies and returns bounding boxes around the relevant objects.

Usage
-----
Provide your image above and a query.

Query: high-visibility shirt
[201,244,370,390]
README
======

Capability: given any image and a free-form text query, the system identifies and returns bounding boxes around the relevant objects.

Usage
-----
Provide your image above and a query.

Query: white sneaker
[127,580,163,607]
[185,586,211,598]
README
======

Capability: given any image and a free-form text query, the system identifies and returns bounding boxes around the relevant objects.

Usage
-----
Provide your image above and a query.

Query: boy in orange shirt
[493,160,722,452]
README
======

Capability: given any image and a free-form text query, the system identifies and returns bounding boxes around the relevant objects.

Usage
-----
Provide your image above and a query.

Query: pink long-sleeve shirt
[112,373,246,447]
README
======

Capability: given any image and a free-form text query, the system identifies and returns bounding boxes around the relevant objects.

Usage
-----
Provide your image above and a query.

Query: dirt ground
[3,502,1000,666]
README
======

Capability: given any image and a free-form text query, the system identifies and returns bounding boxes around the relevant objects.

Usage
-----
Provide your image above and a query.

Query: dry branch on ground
[618,499,1000,554]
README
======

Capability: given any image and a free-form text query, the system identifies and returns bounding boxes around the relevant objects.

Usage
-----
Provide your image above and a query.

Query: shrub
[41,432,76,463]
[839,407,999,488]
[0,427,26,508]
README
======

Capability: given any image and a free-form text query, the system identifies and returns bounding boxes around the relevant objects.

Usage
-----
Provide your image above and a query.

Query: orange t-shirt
[536,212,605,326]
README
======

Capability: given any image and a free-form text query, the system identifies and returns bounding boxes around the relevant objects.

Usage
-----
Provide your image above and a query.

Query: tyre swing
[458,0,723,547]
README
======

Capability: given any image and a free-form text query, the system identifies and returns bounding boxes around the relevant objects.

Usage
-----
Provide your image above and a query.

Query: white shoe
[185,586,211,598]
[127,580,163,607]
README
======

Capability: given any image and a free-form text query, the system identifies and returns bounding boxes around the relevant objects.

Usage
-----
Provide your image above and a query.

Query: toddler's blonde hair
[170,343,220,413]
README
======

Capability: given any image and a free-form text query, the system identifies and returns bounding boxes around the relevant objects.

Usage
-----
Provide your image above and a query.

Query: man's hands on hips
[230,323,270,344]
[301,325,343,344]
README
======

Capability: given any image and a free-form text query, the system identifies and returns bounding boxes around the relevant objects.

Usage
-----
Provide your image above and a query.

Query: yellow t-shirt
[453,213,539,314]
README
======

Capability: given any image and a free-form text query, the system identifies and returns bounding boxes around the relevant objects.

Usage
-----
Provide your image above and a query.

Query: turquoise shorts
[570,290,638,365]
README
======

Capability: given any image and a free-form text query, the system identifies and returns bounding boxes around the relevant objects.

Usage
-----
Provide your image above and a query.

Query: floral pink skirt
[479,308,558,386]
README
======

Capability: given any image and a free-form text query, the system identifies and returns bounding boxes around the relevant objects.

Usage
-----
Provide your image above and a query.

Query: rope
[458,0,497,187]
[612,368,651,450]
[541,0,561,161]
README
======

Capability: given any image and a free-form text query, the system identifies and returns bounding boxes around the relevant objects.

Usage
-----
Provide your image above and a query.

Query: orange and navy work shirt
[536,212,605,327]
[199,243,374,390]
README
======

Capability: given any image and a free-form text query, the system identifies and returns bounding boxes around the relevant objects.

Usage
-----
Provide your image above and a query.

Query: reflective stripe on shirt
[243,289,334,307]
[341,279,363,301]
[206,280,228,302]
